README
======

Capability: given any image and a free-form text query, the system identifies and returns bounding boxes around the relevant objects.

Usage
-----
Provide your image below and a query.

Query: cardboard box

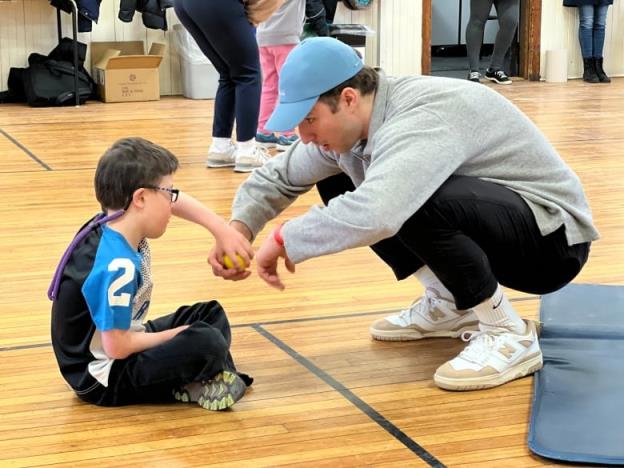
[91,41,165,103]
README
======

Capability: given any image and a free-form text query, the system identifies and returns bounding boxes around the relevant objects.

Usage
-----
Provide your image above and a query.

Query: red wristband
[273,223,284,247]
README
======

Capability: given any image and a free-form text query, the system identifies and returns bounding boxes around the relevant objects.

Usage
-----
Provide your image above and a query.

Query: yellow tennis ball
[223,254,247,269]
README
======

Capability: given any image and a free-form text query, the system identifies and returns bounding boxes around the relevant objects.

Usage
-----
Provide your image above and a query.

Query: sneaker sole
[173,388,191,403]
[369,323,479,341]
[433,353,543,391]
[206,161,235,168]
[256,142,277,149]
[485,76,512,85]
[198,370,247,411]
[233,164,257,173]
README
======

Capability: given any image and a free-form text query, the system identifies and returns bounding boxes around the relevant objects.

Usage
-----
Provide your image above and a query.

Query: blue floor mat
[528,284,624,464]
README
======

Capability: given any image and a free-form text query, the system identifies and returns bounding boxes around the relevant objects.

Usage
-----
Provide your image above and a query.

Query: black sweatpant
[81,301,243,406]
[174,0,261,142]
[317,174,590,310]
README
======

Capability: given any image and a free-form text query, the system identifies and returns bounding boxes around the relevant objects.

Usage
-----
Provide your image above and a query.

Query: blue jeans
[578,5,610,59]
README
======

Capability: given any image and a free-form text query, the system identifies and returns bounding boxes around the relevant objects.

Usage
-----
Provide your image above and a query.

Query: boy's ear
[129,187,147,209]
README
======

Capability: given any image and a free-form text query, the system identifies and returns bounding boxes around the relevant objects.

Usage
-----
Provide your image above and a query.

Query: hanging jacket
[50,0,102,33]
[563,0,612,5]
[119,0,174,31]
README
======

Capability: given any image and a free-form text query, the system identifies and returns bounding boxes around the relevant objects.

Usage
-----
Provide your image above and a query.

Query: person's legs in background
[592,4,611,83]
[174,0,267,171]
[256,44,299,151]
[272,45,299,150]
[465,0,494,82]
[578,5,600,83]
[484,0,518,85]
[256,46,280,149]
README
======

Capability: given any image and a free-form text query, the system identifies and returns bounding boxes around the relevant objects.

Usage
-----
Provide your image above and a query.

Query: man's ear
[341,87,359,109]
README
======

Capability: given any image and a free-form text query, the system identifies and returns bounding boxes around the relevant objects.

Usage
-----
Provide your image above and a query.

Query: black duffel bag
[22,56,95,107]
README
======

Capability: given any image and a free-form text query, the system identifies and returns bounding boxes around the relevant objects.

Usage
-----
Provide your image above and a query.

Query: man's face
[297,91,363,154]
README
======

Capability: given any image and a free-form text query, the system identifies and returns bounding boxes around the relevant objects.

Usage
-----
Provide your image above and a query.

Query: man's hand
[255,227,295,290]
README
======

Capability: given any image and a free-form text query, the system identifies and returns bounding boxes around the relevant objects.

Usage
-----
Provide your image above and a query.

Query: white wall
[0,0,378,94]
[377,0,422,76]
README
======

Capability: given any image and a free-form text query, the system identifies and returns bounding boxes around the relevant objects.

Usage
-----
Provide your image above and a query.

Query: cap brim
[265,96,318,133]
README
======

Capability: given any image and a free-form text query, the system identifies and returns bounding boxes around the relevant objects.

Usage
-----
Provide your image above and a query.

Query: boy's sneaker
[467,71,481,83]
[433,320,542,391]
[369,288,479,341]
[234,146,271,173]
[206,142,236,168]
[276,134,299,151]
[484,68,512,85]
[173,370,247,411]
[255,132,279,149]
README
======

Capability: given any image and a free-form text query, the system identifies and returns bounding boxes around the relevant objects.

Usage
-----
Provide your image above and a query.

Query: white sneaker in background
[234,145,271,173]
[206,141,236,168]
[369,288,479,341]
[433,320,542,391]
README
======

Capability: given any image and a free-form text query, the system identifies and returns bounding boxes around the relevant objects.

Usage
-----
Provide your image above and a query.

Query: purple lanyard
[47,210,125,301]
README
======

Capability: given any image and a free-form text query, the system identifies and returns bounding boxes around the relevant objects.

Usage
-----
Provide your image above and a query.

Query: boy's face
[142,174,175,239]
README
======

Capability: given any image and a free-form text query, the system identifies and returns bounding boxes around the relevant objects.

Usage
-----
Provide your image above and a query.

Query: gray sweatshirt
[256,0,305,47]
[232,72,599,264]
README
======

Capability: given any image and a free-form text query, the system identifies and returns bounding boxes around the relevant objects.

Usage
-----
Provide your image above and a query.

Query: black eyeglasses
[144,185,179,203]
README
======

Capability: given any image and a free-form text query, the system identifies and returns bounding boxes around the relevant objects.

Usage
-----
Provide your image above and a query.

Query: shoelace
[458,329,507,365]
[250,146,270,164]
[495,70,508,80]
[398,290,444,322]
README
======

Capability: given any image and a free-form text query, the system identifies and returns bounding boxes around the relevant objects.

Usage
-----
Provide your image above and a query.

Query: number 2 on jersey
[107,258,135,307]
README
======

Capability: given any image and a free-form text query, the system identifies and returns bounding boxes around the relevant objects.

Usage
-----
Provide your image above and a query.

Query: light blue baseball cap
[265,37,364,132]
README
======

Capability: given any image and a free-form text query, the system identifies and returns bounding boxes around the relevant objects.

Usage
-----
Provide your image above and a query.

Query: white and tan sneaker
[206,142,236,168]
[370,288,479,341]
[234,145,271,173]
[434,320,543,391]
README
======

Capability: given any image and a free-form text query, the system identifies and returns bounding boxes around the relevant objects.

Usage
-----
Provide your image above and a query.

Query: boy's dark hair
[318,65,378,112]
[95,137,179,211]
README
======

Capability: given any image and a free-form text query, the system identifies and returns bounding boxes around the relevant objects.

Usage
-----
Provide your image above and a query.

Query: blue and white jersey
[82,226,153,386]
[51,219,153,389]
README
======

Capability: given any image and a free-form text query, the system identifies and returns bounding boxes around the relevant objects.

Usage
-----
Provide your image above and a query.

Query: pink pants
[258,44,297,136]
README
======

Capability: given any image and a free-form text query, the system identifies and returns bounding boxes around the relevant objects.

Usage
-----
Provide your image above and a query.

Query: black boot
[594,57,611,83]
[583,58,600,83]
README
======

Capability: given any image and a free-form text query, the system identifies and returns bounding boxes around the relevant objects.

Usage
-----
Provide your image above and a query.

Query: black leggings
[174,0,261,142]
[317,174,590,310]
[80,301,242,406]
[466,0,519,71]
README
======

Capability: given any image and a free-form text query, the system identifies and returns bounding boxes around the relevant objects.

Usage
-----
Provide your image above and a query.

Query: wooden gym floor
[0,79,622,467]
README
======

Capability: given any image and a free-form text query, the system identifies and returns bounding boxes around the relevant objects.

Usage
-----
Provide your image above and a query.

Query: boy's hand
[209,250,253,281]
[209,223,254,277]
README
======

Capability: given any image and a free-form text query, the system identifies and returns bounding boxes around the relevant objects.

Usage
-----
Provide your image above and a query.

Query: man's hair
[94,137,179,211]
[318,65,378,112]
